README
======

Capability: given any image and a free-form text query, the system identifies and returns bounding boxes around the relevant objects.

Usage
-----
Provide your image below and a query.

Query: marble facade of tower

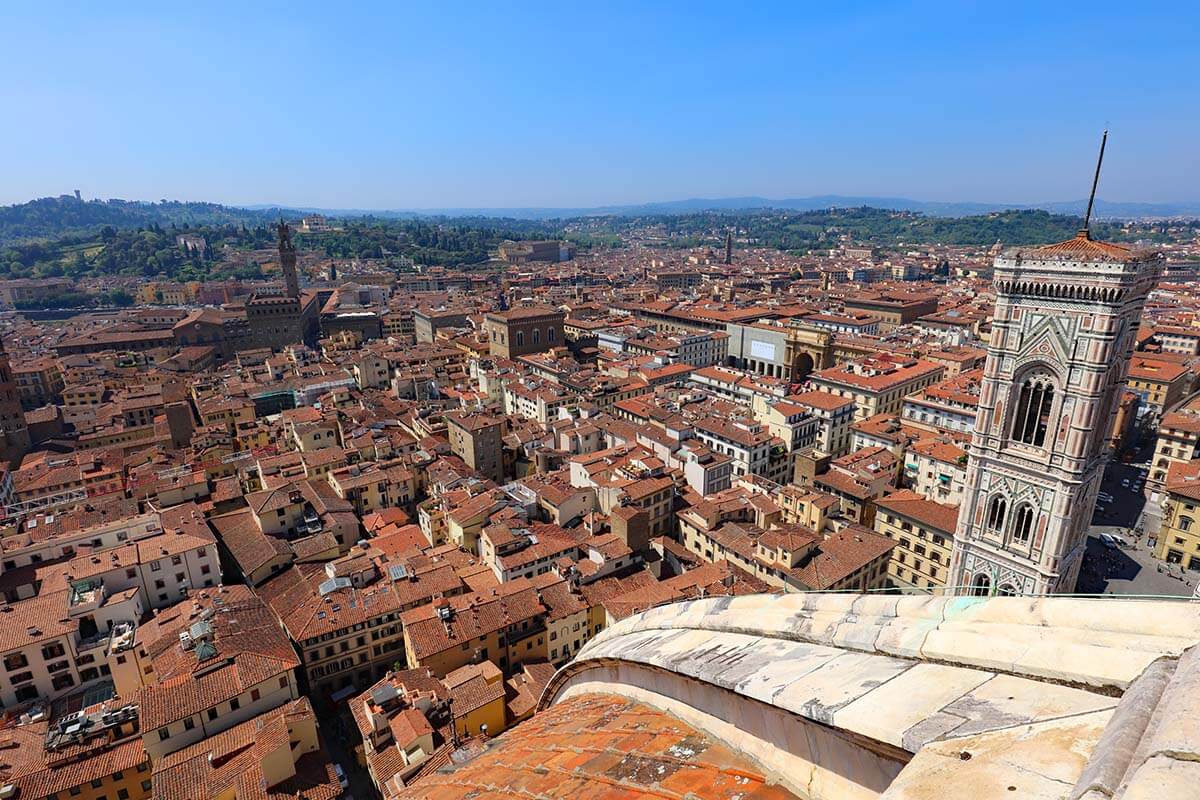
[278,221,300,299]
[948,231,1161,596]
[0,340,30,463]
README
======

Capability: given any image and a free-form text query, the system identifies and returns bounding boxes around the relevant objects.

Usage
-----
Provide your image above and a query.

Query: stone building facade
[0,340,31,463]
[949,232,1161,596]
[484,306,565,359]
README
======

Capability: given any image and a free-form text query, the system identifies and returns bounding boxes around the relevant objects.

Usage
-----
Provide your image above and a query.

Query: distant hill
[658,196,1200,219]
[0,196,302,245]
[244,195,1200,221]
[5,193,1197,246]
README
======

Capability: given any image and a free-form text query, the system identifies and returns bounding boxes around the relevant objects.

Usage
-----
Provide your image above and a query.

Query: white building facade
[949,233,1161,596]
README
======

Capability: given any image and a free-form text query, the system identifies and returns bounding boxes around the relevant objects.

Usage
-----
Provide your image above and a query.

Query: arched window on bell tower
[1011,373,1055,447]
[1011,503,1035,545]
[986,495,1007,534]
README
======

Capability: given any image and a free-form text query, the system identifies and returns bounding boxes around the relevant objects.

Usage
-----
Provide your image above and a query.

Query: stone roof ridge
[552,594,1200,704]
[534,594,1200,800]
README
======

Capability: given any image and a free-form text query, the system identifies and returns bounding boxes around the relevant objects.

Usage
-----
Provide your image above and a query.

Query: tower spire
[1081,129,1107,239]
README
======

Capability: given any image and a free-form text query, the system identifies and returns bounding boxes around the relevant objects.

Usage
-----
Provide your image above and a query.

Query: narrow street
[315,696,378,800]
[1078,446,1196,597]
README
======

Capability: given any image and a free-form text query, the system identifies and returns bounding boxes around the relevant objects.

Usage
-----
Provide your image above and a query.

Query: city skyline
[3,2,1198,208]
[2,4,1200,799]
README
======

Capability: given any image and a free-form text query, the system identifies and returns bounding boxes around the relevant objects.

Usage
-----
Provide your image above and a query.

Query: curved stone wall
[540,593,1200,800]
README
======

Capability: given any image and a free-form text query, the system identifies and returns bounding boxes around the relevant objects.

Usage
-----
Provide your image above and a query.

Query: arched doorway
[970,573,991,597]
[794,352,815,381]
[996,584,1017,597]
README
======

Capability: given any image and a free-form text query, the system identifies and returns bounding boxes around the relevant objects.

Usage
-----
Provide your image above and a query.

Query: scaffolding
[2,487,89,522]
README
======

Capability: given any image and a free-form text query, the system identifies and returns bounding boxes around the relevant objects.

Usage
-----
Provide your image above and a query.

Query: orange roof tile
[1025,231,1135,262]
[393,693,802,799]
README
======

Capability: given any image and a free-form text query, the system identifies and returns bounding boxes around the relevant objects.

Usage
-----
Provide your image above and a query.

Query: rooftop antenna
[1081,129,1107,239]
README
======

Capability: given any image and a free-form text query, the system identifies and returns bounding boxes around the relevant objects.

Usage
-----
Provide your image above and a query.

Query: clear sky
[2,1,1197,209]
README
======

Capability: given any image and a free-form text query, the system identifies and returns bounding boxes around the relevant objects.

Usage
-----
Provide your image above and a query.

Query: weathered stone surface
[836,663,993,750]
[732,639,844,704]
[772,651,912,724]
[881,712,1113,800]
[1134,645,1200,764]
[578,594,1200,695]
[901,710,972,754]
[941,674,1117,739]
[548,594,1200,800]
[1117,755,1200,800]
[1102,645,1200,800]
[1069,658,1176,800]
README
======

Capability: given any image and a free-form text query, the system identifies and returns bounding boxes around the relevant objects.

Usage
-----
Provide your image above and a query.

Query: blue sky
[2,1,1197,208]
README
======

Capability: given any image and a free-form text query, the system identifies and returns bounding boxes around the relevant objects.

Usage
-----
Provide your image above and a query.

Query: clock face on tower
[948,232,1162,597]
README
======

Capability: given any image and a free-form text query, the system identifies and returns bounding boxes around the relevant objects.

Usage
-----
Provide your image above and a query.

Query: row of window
[45,764,150,799]
[155,677,287,739]
[894,552,942,578]
[493,327,559,347]
[968,574,1019,597]
[891,568,941,590]
[984,496,1035,545]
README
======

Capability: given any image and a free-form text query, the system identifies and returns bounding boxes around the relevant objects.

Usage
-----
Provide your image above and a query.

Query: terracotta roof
[812,469,874,501]
[504,660,556,720]
[1166,460,1200,502]
[134,586,300,728]
[1129,355,1189,384]
[0,716,148,799]
[811,357,943,393]
[255,559,454,642]
[0,589,76,652]
[393,693,801,799]
[152,697,341,800]
[907,437,967,464]
[792,525,896,589]
[876,489,960,534]
[208,508,292,576]
[443,662,506,715]
[401,579,546,661]
[787,389,855,411]
[1024,231,1136,263]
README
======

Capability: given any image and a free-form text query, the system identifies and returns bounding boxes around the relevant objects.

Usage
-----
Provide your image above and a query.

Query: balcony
[75,630,110,654]
[68,580,106,617]
[107,620,137,655]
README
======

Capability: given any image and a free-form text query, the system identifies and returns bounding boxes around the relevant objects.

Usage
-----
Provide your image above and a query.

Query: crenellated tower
[278,220,300,299]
